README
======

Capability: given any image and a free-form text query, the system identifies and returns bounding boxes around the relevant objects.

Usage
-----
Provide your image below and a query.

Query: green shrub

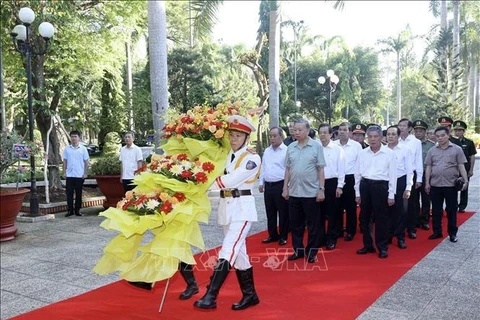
[90,156,121,176]
[470,134,480,149]
[102,132,122,156]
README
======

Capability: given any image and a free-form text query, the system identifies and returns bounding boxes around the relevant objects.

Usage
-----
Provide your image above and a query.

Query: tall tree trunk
[440,0,447,29]
[467,54,475,117]
[31,42,64,190]
[148,1,169,154]
[396,51,401,121]
[452,0,460,101]
[0,41,5,131]
[126,42,134,131]
[475,64,479,121]
[268,1,280,128]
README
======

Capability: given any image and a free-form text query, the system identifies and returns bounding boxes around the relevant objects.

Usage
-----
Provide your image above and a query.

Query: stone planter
[0,188,30,242]
[93,175,124,208]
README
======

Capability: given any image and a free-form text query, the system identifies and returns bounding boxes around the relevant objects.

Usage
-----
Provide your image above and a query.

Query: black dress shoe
[356,247,376,255]
[287,253,304,261]
[449,235,458,243]
[307,256,318,263]
[397,239,407,249]
[344,234,354,241]
[428,233,443,240]
[74,211,82,216]
[378,251,388,259]
[407,231,417,239]
[420,223,430,230]
[458,209,466,213]
[326,243,336,251]
[278,239,287,246]
[262,237,278,244]
[65,212,74,217]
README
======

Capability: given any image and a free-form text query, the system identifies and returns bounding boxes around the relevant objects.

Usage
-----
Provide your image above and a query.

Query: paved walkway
[1,163,479,319]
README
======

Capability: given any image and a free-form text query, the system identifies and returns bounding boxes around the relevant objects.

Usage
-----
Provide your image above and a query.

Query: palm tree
[147,1,168,154]
[268,0,281,127]
[377,27,412,121]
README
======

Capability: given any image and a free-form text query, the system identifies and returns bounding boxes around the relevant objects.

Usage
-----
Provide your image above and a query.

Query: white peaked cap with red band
[227,115,256,134]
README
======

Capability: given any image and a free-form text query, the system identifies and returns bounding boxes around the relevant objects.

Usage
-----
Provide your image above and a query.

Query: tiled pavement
[1,159,479,320]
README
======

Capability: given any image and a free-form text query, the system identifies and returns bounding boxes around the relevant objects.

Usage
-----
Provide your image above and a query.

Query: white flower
[170,164,183,175]
[145,199,160,210]
[180,160,192,170]
[191,166,203,174]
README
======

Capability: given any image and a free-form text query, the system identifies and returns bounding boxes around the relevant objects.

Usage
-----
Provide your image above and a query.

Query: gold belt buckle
[223,189,233,197]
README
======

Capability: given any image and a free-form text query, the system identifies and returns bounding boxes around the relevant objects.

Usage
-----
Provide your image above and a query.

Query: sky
[212,0,439,75]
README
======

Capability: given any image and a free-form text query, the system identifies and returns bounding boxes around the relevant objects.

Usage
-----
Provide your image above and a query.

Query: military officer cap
[227,115,256,134]
[438,116,453,126]
[453,120,467,130]
[413,120,428,130]
[352,123,367,134]
[366,123,379,129]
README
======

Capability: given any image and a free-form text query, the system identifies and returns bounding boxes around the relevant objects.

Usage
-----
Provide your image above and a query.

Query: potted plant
[0,130,31,241]
[90,132,124,208]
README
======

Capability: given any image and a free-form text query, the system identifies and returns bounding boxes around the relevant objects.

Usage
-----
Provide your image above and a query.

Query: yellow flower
[176,134,183,140]
[151,154,162,161]
[203,121,211,130]
[159,192,169,202]
[206,113,216,121]
[208,125,217,133]
[116,200,124,209]
[214,129,224,139]
[170,197,179,204]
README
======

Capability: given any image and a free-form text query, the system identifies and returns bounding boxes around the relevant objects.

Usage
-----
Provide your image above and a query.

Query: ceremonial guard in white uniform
[194,115,261,311]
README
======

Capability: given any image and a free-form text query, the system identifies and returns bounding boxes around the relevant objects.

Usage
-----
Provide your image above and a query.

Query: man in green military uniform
[413,120,435,229]
[451,120,477,212]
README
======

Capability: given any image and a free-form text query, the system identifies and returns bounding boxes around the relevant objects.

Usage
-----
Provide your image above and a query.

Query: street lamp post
[318,70,339,125]
[10,7,55,217]
[293,20,303,107]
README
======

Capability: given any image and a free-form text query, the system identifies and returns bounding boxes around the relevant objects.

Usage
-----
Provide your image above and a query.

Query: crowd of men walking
[259,116,476,260]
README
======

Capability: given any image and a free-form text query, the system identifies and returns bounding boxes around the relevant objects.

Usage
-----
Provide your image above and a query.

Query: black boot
[178,262,199,300]
[127,281,153,290]
[232,267,260,310]
[193,259,231,309]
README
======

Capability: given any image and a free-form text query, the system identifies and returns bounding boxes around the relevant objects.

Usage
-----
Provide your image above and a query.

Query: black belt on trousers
[264,180,283,187]
[220,189,252,198]
[362,178,388,185]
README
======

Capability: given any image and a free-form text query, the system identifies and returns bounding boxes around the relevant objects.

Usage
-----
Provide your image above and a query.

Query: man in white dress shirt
[119,132,144,192]
[334,122,363,241]
[355,125,397,259]
[259,127,289,245]
[318,124,345,250]
[398,118,423,239]
[386,126,414,249]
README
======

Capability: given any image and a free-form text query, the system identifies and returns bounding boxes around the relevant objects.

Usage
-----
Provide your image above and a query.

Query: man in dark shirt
[352,124,369,149]
[451,120,477,212]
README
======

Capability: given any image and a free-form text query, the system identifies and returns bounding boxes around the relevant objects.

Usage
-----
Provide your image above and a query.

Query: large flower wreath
[93,102,256,282]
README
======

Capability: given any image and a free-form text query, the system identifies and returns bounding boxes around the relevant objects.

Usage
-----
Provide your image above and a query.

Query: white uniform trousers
[218,221,252,270]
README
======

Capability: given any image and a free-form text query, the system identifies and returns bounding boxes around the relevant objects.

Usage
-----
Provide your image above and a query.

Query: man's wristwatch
[319,187,325,191]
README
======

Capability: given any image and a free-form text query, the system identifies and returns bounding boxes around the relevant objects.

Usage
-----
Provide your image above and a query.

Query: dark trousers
[338,174,357,236]
[407,171,419,232]
[122,179,135,192]
[289,196,321,258]
[359,179,389,252]
[320,178,339,245]
[263,181,289,241]
[418,173,431,224]
[66,177,84,213]
[430,186,458,236]
[388,175,408,240]
[458,177,470,211]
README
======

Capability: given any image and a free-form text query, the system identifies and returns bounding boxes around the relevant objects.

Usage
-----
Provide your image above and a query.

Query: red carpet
[10,212,474,320]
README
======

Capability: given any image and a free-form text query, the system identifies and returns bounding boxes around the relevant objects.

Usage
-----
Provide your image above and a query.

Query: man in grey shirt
[425,126,468,243]
[282,119,326,263]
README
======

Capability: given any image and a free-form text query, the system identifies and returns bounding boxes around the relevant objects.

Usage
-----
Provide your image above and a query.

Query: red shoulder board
[246,148,257,154]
